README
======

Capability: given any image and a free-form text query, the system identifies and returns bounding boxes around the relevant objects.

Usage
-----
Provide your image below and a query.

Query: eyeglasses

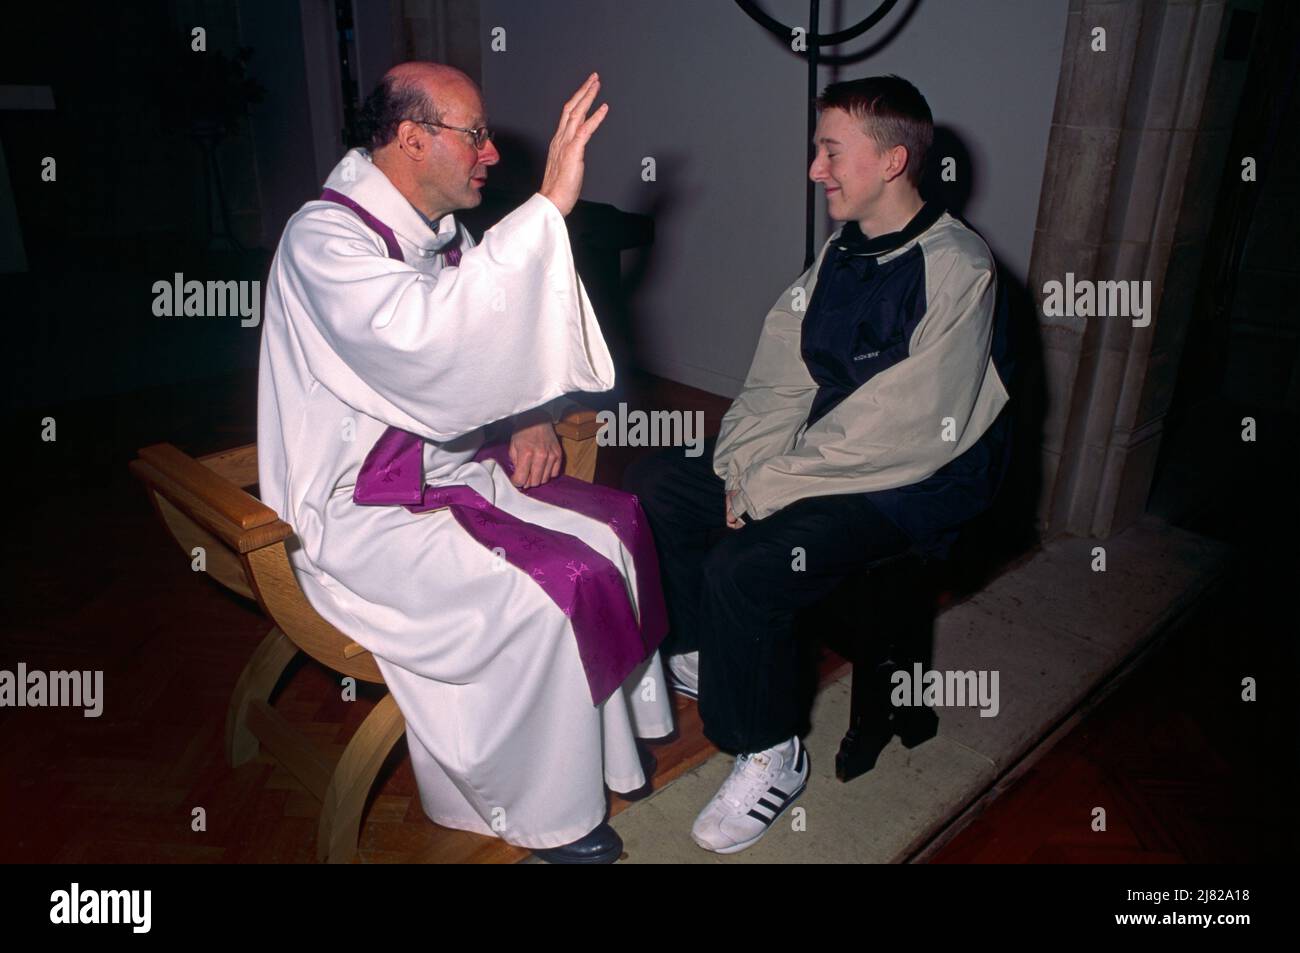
[404,118,494,149]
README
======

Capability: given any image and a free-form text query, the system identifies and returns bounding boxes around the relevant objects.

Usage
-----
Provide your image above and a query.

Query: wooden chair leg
[317,692,406,864]
[226,625,299,768]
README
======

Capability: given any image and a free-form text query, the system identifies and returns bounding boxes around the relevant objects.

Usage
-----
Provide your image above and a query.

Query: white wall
[480,0,1068,397]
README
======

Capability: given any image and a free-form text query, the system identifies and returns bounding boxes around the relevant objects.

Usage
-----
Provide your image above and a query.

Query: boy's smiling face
[809,107,905,228]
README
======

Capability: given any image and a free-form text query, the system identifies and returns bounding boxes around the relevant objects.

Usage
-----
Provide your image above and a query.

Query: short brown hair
[352,74,442,152]
[816,75,933,187]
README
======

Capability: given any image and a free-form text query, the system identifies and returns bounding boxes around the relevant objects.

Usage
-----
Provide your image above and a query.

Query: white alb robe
[256,148,673,849]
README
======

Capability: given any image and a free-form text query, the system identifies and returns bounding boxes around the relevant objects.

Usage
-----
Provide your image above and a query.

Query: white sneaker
[667,651,699,700]
[691,736,809,854]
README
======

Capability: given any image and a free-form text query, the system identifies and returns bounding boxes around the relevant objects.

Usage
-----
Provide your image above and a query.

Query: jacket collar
[321,147,461,253]
[831,200,945,258]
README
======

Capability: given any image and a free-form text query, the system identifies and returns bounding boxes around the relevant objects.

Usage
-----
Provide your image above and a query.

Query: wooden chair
[129,405,603,863]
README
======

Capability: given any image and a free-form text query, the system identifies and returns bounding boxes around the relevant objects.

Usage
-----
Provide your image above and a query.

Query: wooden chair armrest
[138,404,601,551]
[198,442,259,488]
[132,445,291,553]
[553,403,601,441]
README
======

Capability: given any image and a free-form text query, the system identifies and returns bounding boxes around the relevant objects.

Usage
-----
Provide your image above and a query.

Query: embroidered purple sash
[319,189,665,704]
[471,440,668,646]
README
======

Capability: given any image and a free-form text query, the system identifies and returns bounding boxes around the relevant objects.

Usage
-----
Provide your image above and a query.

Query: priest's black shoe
[532,822,623,864]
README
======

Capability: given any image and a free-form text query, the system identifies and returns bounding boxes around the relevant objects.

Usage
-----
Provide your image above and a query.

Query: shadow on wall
[478,127,682,405]
[616,170,685,396]
[924,123,1047,578]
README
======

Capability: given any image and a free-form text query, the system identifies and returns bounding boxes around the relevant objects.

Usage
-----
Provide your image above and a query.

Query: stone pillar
[1031,0,1259,539]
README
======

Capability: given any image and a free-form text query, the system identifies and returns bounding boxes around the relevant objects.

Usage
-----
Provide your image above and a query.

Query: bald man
[257,65,672,863]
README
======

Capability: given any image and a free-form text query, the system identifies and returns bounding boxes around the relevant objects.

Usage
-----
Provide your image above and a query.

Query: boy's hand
[725,491,744,529]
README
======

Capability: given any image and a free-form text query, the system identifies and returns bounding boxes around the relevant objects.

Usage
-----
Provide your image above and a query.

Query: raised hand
[539,73,609,217]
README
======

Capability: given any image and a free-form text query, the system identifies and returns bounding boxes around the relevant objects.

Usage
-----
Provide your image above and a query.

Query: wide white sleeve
[730,252,1001,522]
[276,192,614,442]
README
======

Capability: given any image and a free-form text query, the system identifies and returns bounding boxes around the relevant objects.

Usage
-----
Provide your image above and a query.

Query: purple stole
[317,189,667,705]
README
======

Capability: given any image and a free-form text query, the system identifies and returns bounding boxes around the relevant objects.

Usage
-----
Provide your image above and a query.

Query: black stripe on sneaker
[668,676,697,699]
[756,797,781,813]
[746,809,773,824]
[768,785,790,799]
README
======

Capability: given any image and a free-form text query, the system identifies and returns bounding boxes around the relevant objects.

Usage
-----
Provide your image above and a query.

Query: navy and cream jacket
[713,202,1013,558]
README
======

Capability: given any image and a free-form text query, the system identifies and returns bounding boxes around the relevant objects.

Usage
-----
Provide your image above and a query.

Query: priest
[257,64,672,864]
